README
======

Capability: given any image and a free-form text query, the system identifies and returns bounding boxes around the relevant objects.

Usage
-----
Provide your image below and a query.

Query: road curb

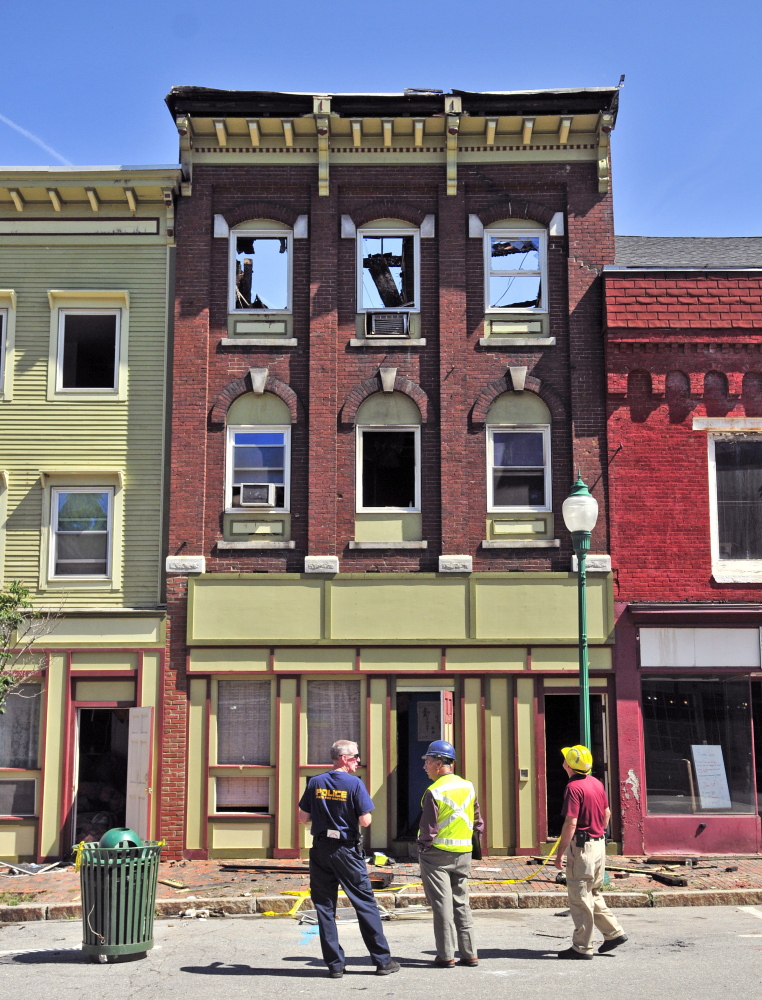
[1,886,761,924]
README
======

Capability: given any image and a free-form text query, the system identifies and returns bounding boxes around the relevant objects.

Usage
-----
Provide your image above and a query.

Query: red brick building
[605,237,762,855]
[161,86,621,860]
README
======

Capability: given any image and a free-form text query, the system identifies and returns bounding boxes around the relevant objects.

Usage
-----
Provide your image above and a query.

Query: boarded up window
[0,684,41,769]
[217,681,271,765]
[307,681,361,765]
[0,780,36,816]
[215,776,269,813]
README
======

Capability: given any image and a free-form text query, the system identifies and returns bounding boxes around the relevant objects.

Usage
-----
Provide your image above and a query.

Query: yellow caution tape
[73,841,86,873]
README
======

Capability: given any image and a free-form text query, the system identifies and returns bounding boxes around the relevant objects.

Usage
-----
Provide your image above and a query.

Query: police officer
[417,740,483,968]
[553,745,628,959]
[298,739,399,979]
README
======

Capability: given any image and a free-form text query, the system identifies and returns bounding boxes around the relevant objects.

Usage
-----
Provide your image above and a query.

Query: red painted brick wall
[160,158,614,856]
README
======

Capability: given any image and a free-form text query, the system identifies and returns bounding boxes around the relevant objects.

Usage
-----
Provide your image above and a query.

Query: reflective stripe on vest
[422,775,475,853]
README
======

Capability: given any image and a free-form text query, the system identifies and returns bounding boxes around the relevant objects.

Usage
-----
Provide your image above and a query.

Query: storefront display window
[642,676,755,814]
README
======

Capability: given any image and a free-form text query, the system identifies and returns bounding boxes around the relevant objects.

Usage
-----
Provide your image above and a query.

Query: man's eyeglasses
[343,754,362,762]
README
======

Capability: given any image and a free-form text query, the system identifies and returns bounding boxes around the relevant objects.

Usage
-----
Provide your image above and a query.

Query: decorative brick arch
[221,202,301,230]
[476,198,556,229]
[471,373,565,425]
[350,201,430,229]
[341,372,432,424]
[209,371,303,425]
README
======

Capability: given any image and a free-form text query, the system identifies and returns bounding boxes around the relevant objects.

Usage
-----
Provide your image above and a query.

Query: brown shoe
[458,958,479,967]
[433,956,455,968]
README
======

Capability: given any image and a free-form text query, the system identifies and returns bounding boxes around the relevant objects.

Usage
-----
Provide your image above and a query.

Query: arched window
[229,219,292,314]
[355,391,422,512]
[484,218,547,313]
[225,391,292,511]
[486,391,552,512]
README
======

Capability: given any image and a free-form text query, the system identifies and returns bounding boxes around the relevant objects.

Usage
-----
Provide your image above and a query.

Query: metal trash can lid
[99,827,143,849]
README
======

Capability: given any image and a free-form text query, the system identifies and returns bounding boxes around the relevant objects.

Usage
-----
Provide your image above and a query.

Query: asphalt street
[0,905,761,999]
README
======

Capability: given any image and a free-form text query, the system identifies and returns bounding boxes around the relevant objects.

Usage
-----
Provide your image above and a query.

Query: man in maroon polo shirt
[553,745,628,959]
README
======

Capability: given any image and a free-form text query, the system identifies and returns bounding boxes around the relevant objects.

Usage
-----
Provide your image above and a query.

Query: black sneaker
[375,960,400,976]
[328,968,345,978]
[557,947,593,960]
[598,935,628,954]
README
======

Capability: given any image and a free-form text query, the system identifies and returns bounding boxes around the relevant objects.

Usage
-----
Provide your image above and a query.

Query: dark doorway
[74,709,129,843]
[396,692,442,839]
[753,681,762,816]
[544,694,607,838]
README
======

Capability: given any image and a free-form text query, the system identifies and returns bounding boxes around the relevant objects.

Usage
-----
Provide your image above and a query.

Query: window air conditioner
[239,483,277,507]
[366,312,409,338]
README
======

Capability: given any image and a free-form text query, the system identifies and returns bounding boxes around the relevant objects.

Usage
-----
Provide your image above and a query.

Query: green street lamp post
[561,474,599,749]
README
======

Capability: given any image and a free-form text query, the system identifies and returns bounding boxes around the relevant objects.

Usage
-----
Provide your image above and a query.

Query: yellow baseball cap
[561,745,593,773]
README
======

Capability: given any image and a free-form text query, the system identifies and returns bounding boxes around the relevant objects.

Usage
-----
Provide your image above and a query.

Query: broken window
[231,232,290,311]
[488,427,550,509]
[59,311,119,390]
[226,427,289,509]
[358,428,419,510]
[0,684,41,769]
[51,488,112,577]
[485,231,546,311]
[307,681,361,766]
[359,231,418,311]
[712,437,762,560]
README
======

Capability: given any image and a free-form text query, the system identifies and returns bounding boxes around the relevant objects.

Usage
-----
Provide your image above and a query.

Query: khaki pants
[419,847,477,962]
[566,838,624,955]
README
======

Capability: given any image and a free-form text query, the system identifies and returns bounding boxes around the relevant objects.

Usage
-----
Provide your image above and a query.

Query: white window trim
[49,486,114,582]
[225,424,291,513]
[707,433,762,581]
[356,227,421,313]
[0,291,17,400]
[228,228,293,315]
[486,424,552,513]
[0,469,7,588]
[46,291,129,402]
[356,424,421,513]
[55,308,121,395]
[483,228,548,314]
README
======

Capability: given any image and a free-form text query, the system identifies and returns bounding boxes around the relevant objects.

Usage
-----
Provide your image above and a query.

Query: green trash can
[78,840,163,962]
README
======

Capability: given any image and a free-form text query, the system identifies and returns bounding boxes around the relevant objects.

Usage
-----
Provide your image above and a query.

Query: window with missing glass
[487,426,550,511]
[0,684,41,769]
[57,311,119,391]
[357,427,420,512]
[51,489,112,578]
[226,426,289,510]
[230,230,291,312]
[485,230,547,312]
[358,230,419,312]
[642,677,755,815]
[710,437,762,561]
[307,681,361,766]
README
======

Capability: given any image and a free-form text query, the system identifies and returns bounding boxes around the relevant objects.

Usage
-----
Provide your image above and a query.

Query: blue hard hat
[422,740,456,761]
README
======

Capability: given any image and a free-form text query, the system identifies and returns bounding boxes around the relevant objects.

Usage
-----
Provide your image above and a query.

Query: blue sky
[1,0,760,236]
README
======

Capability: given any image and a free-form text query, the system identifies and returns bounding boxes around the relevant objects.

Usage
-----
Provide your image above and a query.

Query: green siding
[0,241,169,606]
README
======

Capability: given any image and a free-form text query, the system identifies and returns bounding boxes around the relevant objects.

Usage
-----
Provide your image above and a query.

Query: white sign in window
[691,744,732,810]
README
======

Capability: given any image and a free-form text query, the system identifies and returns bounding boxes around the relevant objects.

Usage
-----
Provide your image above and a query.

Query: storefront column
[367,677,390,850]
[38,653,67,861]
[275,677,298,858]
[515,676,538,852]
[613,605,646,854]
[484,676,513,853]
[184,677,208,857]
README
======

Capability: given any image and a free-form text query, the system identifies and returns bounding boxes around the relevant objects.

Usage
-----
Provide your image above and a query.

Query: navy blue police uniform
[299,770,391,973]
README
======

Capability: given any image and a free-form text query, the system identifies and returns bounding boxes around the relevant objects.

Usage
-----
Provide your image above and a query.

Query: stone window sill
[216,540,296,550]
[349,338,427,348]
[220,338,298,347]
[348,540,428,550]
[478,337,556,347]
[482,539,560,549]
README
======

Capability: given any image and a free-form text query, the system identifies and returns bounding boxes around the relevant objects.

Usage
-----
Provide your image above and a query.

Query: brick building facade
[605,237,762,855]
[161,86,621,859]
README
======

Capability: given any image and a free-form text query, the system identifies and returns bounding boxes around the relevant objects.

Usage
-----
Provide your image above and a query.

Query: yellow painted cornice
[47,290,129,310]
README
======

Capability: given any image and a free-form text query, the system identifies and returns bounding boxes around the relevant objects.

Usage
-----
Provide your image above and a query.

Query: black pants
[309,839,391,971]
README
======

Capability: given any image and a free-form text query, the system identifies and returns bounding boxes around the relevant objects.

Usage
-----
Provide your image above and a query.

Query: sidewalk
[2,854,762,923]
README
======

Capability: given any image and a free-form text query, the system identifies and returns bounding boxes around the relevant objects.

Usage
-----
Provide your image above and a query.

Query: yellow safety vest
[421,774,475,853]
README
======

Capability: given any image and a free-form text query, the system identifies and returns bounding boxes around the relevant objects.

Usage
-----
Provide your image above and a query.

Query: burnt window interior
[234,235,289,310]
[361,235,416,310]
[361,430,417,508]
[491,430,547,507]
[488,235,543,310]
[715,438,762,560]
[61,313,118,389]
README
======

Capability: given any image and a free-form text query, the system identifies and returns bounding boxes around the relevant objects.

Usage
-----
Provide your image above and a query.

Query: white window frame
[47,291,129,402]
[486,424,552,513]
[0,291,17,400]
[0,309,6,396]
[483,228,548,313]
[56,308,121,394]
[228,227,293,315]
[356,226,421,313]
[49,486,114,581]
[225,424,291,513]
[707,434,762,579]
[356,425,421,513]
